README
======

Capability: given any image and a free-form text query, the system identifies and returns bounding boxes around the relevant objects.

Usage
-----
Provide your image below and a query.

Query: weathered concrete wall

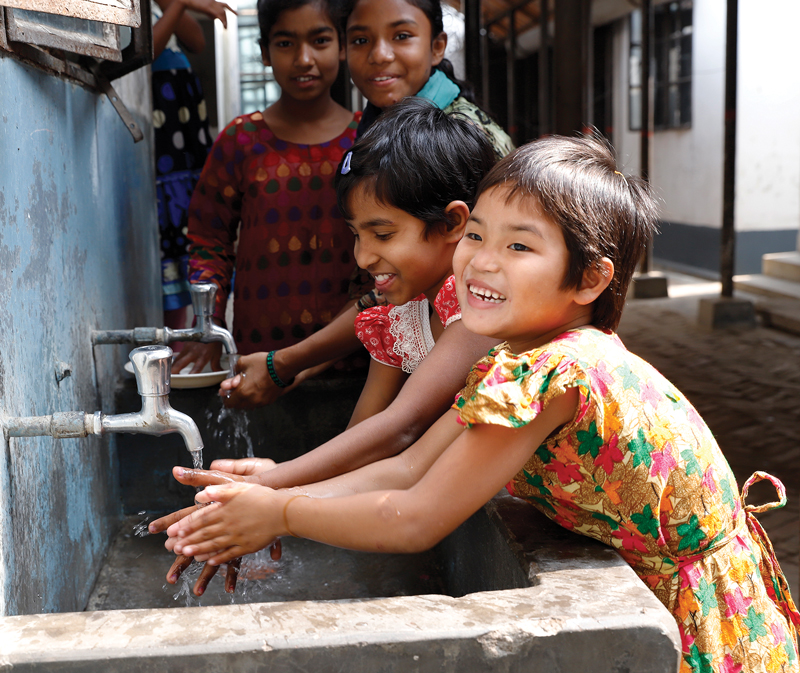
[0,54,160,616]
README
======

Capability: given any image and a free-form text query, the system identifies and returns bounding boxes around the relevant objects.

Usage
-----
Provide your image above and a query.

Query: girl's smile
[345,185,465,306]
[346,0,447,109]
[453,188,597,354]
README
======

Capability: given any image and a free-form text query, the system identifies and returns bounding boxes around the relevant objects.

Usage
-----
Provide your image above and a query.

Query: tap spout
[90,283,237,377]
[92,396,203,454]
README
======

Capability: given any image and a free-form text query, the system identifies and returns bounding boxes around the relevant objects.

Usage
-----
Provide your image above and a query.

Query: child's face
[345,0,447,109]
[261,3,344,103]
[346,184,459,306]
[453,188,591,353]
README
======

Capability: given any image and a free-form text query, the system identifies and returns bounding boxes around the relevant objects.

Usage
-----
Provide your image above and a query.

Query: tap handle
[190,283,217,321]
[129,345,172,396]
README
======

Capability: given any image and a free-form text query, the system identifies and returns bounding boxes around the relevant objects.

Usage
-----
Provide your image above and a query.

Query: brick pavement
[617,273,800,600]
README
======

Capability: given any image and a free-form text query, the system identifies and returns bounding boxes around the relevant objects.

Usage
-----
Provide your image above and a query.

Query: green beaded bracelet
[267,350,294,388]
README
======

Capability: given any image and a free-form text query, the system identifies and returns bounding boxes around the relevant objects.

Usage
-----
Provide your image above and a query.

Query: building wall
[611,0,799,275]
[0,54,160,616]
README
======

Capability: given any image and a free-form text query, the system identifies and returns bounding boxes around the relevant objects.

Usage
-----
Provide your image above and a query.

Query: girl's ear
[431,31,447,67]
[260,43,271,68]
[575,257,614,306]
[442,201,470,242]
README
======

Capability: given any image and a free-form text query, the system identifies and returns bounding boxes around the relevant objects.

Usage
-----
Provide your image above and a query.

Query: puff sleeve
[453,343,591,430]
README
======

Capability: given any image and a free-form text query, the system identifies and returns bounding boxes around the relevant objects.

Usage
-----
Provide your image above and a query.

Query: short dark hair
[477,135,659,331]
[336,97,497,238]
[258,0,343,48]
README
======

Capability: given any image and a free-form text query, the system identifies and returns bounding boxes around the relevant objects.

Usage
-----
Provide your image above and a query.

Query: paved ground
[618,272,800,600]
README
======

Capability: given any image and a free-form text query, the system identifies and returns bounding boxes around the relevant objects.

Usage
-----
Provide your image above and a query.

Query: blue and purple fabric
[151,22,212,312]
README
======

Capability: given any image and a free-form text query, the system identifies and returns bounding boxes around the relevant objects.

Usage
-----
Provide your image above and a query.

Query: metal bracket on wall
[89,61,144,143]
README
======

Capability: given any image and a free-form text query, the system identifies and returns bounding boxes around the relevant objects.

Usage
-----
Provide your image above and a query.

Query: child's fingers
[224,558,241,593]
[166,555,193,584]
[209,457,276,476]
[173,466,244,487]
[208,545,248,567]
[168,501,223,538]
[149,504,195,534]
[192,562,220,596]
[194,482,250,505]
[178,536,230,558]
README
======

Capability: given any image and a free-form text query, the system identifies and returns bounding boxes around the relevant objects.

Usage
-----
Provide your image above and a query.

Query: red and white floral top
[354,276,461,373]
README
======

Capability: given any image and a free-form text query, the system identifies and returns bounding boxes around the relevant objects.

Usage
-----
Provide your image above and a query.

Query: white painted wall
[612,0,725,230]
[736,0,800,233]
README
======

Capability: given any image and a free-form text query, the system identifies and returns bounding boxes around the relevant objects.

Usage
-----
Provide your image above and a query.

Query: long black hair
[340,0,476,103]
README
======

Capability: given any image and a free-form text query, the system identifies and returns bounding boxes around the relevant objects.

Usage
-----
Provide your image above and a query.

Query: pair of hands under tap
[149,457,279,596]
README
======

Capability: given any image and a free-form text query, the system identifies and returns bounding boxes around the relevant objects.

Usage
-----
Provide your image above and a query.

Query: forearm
[153,0,205,57]
[270,303,361,382]
[293,411,463,498]
[260,324,498,489]
[258,414,414,489]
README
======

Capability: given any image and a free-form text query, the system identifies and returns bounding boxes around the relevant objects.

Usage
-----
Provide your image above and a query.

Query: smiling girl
[172,0,368,374]
[170,135,799,672]
[345,0,512,153]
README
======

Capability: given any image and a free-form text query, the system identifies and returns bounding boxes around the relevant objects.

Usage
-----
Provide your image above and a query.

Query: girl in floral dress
[170,135,799,671]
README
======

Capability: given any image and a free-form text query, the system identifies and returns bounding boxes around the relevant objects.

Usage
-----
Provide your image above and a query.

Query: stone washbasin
[0,376,681,672]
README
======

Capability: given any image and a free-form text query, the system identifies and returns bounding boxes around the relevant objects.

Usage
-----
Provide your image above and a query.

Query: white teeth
[468,284,505,303]
[374,273,393,282]
[373,76,392,82]
[296,76,314,82]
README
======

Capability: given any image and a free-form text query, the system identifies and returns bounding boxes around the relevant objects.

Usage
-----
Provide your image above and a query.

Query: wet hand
[218,352,287,409]
[172,341,223,375]
[169,483,285,565]
[147,467,247,535]
[165,554,242,595]
[208,457,277,477]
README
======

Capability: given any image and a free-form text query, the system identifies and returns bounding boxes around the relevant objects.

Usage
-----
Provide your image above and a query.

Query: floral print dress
[455,328,799,673]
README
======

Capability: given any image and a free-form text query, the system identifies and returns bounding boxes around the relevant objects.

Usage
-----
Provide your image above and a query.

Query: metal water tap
[2,346,203,455]
[91,284,238,374]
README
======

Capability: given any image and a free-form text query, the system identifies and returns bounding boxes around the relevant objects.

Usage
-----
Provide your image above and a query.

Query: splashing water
[204,405,254,458]
[133,511,152,537]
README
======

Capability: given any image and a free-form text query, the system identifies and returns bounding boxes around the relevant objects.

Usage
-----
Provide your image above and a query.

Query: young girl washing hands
[169,135,799,671]
[154,97,499,592]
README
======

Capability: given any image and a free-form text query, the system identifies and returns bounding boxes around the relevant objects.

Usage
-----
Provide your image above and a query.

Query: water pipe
[91,283,238,376]
[2,346,203,455]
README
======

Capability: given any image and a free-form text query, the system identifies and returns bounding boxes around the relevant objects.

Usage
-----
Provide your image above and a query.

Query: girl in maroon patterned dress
[173,0,367,373]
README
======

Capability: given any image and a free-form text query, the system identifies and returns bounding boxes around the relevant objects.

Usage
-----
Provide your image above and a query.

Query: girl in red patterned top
[335,98,497,424]
[172,0,367,373]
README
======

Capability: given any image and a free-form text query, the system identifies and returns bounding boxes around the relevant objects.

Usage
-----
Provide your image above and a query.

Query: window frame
[628,1,693,133]
[4,8,123,61]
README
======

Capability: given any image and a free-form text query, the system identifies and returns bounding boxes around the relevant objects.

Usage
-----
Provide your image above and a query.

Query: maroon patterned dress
[187,111,365,354]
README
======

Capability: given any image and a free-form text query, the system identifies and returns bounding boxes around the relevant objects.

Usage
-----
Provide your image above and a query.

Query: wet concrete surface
[86,516,445,610]
[618,272,800,599]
